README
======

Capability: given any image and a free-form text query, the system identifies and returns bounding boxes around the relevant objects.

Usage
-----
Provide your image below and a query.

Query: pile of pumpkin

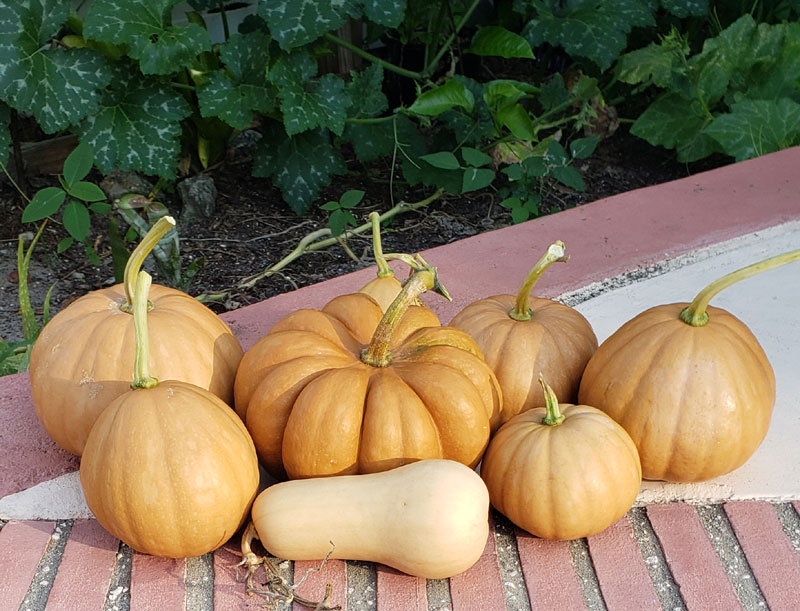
[27,213,797,581]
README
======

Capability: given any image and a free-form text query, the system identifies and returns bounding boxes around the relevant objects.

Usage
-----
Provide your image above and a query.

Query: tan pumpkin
[234,257,502,480]
[481,376,641,540]
[29,216,243,456]
[80,271,259,558]
[578,250,799,482]
[450,241,597,425]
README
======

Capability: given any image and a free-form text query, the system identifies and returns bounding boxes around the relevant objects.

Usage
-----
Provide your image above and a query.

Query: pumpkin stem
[369,211,393,278]
[510,241,569,321]
[680,248,800,327]
[361,256,450,367]
[539,374,565,426]
[121,215,176,313]
[131,270,158,389]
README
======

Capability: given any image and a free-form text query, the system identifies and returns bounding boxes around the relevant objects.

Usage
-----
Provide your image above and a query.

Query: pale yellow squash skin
[250,459,490,579]
[29,283,243,456]
[80,380,259,558]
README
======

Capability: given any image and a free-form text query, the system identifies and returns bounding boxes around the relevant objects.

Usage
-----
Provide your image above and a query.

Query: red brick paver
[0,521,53,611]
[515,531,585,611]
[376,565,427,611]
[449,519,505,611]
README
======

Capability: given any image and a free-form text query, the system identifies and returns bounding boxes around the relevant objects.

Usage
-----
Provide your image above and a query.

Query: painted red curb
[130,554,185,611]
[46,520,118,611]
[376,565,427,611]
[0,521,53,611]
[212,541,268,610]
[449,518,505,611]
[291,559,348,611]
[724,501,800,610]
[515,529,585,611]
[646,504,741,610]
[586,516,660,611]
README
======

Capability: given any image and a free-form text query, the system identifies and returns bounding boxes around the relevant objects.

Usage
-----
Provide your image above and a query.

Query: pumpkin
[248,459,490,579]
[450,241,597,424]
[358,211,414,312]
[29,216,243,456]
[80,270,259,558]
[578,249,800,482]
[234,257,502,479]
[480,375,641,540]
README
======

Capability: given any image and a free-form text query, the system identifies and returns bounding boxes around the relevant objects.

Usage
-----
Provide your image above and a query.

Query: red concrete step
[0,521,54,611]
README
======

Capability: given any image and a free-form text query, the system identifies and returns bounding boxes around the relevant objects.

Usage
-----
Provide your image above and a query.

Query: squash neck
[509,241,568,321]
[130,270,158,389]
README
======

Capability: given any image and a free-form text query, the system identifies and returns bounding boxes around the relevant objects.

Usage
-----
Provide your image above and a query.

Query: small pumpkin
[578,250,799,482]
[247,459,490,579]
[480,375,641,540]
[450,241,597,425]
[234,257,502,480]
[80,270,259,558]
[29,216,243,456]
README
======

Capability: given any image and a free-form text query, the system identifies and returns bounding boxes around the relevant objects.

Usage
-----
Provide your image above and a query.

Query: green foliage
[322,189,365,236]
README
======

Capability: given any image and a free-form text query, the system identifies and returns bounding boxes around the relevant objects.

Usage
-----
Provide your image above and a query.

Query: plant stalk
[121,215,176,311]
[421,0,483,78]
[539,374,565,426]
[131,270,158,389]
[324,32,423,80]
[680,248,800,326]
[509,241,568,321]
[369,211,393,278]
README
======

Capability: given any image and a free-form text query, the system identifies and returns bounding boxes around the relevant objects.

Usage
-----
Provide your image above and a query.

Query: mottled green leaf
[408,79,474,116]
[0,0,111,133]
[421,151,460,170]
[253,125,346,215]
[468,26,534,59]
[258,0,359,50]
[22,187,65,222]
[705,98,800,161]
[362,0,406,27]
[84,0,211,75]
[270,50,349,136]
[0,102,10,166]
[462,167,494,193]
[346,63,387,118]
[74,61,192,179]
[616,31,689,88]
[62,200,90,241]
[539,74,568,111]
[661,0,708,18]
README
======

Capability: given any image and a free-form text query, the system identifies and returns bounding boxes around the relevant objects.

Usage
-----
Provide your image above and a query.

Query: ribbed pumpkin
[80,271,259,558]
[29,216,243,456]
[450,241,597,425]
[578,250,799,482]
[234,257,502,480]
[481,376,641,540]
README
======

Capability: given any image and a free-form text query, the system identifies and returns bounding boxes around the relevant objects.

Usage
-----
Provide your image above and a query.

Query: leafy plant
[322,189,365,236]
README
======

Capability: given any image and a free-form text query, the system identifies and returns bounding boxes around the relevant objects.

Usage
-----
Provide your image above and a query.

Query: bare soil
[0,126,726,344]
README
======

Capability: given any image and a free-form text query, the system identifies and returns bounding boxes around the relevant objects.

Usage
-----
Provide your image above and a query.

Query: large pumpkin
[29,217,243,456]
[450,241,597,424]
[235,257,503,480]
[481,376,641,540]
[80,271,259,558]
[578,250,799,482]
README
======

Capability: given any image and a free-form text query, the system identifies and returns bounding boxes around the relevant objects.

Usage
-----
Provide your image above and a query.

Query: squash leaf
[258,0,359,50]
[362,0,406,27]
[0,102,9,167]
[468,26,534,59]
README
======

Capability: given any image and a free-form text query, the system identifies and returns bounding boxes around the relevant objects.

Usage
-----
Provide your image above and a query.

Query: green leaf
[258,0,359,50]
[0,102,10,167]
[74,61,191,179]
[539,74,568,111]
[57,237,73,253]
[522,0,656,71]
[339,189,365,208]
[270,50,349,136]
[616,32,689,88]
[496,104,535,140]
[511,205,530,224]
[62,142,94,187]
[468,26,534,59]
[329,208,357,236]
[462,167,495,193]
[544,141,568,166]
[84,0,211,75]
[320,201,340,211]
[661,0,708,18]
[22,187,65,222]
[89,202,112,214]
[0,0,111,134]
[461,147,492,167]
[522,156,547,177]
[68,181,107,202]
[499,196,520,209]
[253,125,346,215]
[343,120,394,162]
[570,136,600,160]
[421,151,461,170]
[346,63,387,119]
[362,0,406,27]
[705,98,800,162]
[62,200,90,241]
[197,31,274,130]
[549,165,585,191]
[408,79,475,116]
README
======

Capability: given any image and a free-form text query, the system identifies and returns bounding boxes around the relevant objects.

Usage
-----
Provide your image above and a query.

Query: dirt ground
[0,126,726,345]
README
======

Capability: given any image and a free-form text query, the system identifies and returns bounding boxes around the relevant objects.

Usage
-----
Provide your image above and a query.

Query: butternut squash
[250,459,489,579]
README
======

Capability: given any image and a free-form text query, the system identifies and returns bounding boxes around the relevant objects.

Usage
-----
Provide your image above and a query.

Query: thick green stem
[324,32,424,80]
[421,0,482,78]
[369,211,393,278]
[131,270,158,390]
[121,215,176,311]
[539,374,564,426]
[510,241,568,321]
[361,260,450,367]
[680,248,800,327]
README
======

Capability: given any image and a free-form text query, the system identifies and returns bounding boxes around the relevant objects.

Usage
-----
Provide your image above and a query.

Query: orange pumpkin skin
[450,294,597,424]
[234,293,502,480]
[359,276,405,312]
[480,404,641,540]
[29,283,243,456]
[80,380,259,558]
[578,303,775,482]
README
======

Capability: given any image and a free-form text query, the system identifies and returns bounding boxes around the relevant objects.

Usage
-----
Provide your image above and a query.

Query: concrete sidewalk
[1,147,800,610]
